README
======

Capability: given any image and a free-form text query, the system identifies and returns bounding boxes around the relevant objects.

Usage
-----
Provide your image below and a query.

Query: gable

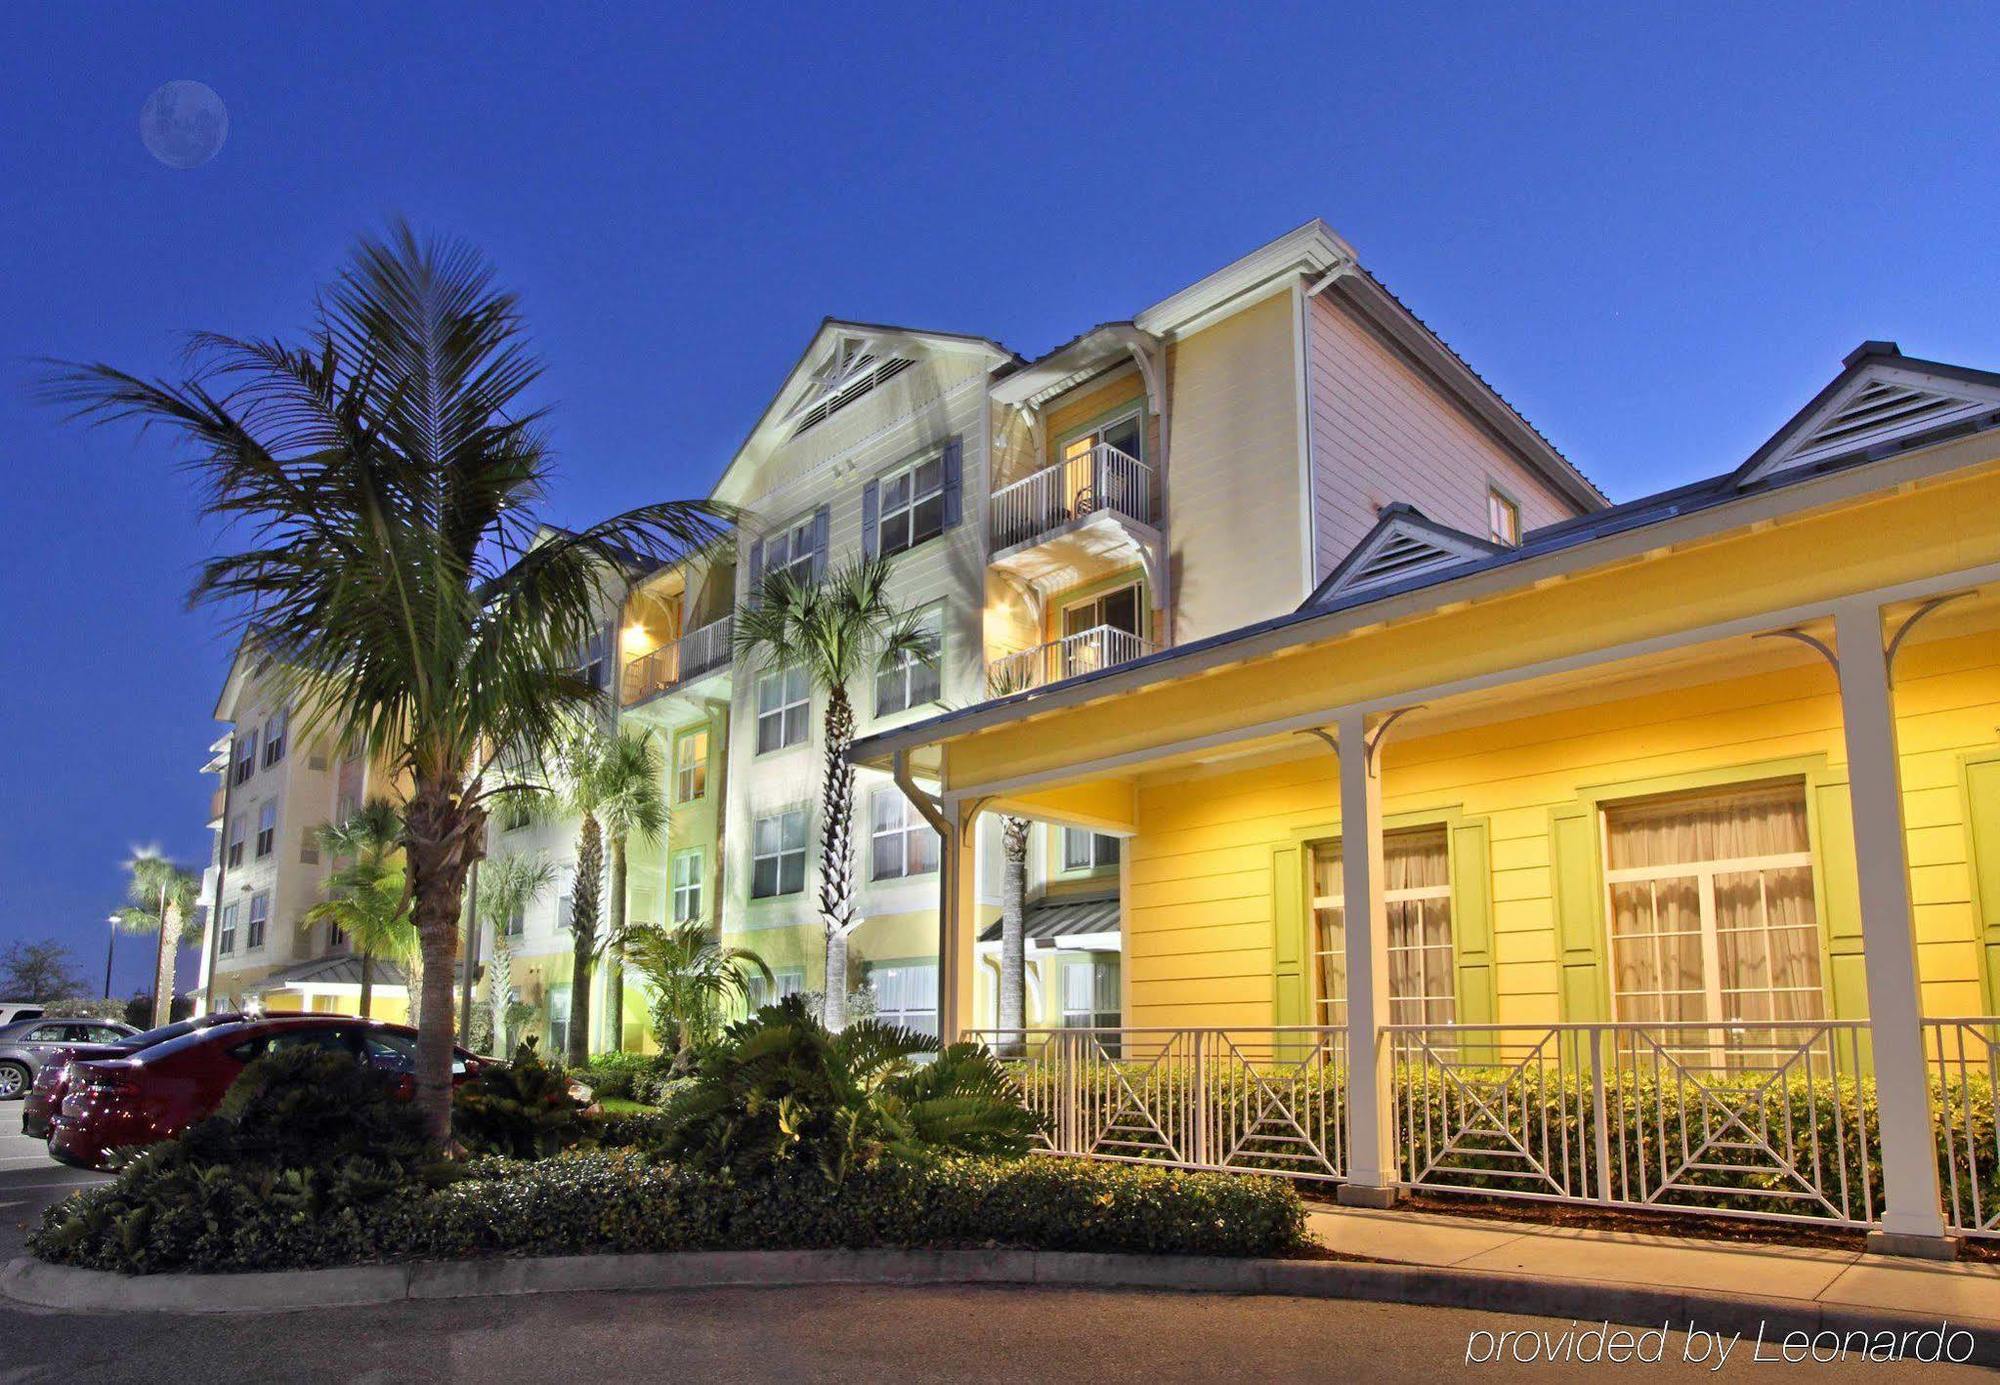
[1301,504,1502,608]
[1737,344,2000,487]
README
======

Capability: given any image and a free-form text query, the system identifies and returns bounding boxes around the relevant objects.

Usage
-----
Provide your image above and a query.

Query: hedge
[30,1152,1308,1275]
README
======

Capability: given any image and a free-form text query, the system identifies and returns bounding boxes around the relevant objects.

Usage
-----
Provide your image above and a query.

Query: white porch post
[1335,709,1399,1205]
[1832,598,1952,1253]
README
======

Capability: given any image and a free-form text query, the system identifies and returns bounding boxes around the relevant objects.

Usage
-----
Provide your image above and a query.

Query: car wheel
[0,1063,28,1100]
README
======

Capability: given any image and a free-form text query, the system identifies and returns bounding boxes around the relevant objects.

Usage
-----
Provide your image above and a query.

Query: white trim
[1742,362,2000,487]
[857,436,2000,772]
[937,555,2000,805]
[1292,279,1318,598]
[1133,221,1354,339]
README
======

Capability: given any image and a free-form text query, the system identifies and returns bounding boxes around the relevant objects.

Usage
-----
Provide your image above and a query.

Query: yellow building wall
[1119,628,2000,1029]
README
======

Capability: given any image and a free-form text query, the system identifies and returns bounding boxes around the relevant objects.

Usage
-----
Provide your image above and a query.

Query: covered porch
[861,422,2000,1255]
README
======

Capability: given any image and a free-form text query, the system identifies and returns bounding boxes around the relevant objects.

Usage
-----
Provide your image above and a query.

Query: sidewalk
[1308,1202,2000,1330]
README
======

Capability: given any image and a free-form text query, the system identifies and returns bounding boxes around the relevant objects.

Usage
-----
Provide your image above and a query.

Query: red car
[48,1015,484,1170]
[22,1013,243,1139]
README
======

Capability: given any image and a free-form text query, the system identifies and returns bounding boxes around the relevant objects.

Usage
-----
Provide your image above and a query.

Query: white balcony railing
[990,443,1156,552]
[987,624,1154,694]
[620,614,733,706]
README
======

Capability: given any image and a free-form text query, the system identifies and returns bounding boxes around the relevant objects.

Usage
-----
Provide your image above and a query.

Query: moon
[140,80,228,169]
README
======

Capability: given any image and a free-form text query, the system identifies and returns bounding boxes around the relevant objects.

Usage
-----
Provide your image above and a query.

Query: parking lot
[0,1124,108,1261]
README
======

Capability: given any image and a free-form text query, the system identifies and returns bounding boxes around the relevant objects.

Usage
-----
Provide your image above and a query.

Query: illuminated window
[1311,826,1455,1027]
[1487,488,1521,546]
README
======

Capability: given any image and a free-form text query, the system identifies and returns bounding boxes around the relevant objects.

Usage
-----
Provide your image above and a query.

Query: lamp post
[103,914,119,999]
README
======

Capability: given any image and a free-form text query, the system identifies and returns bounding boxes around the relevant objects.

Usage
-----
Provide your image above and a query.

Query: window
[1601,782,1824,1041]
[546,985,571,1055]
[746,967,806,1008]
[1061,956,1121,1030]
[877,453,945,558]
[573,626,611,694]
[756,666,811,753]
[327,918,346,950]
[764,514,818,586]
[505,902,525,938]
[1062,829,1120,872]
[232,731,258,785]
[226,815,247,868]
[870,790,938,880]
[246,892,269,951]
[672,849,704,923]
[1310,826,1455,1027]
[751,809,808,898]
[255,801,277,859]
[875,610,942,717]
[262,710,287,767]
[1487,488,1522,547]
[865,962,938,1037]
[1057,410,1147,516]
[1059,583,1144,678]
[504,800,531,832]
[675,729,709,802]
[219,902,238,955]
[556,894,574,933]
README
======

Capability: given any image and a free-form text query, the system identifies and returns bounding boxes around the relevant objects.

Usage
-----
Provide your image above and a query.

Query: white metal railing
[1925,1017,2000,1239]
[987,624,1156,694]
[1388,1021,1881,1227]
[620,615,732,706]
[966,1027,1347,1181]
[990,443,1156,551]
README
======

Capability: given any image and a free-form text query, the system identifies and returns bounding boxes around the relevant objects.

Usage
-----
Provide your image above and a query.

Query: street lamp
[103,914,119,999]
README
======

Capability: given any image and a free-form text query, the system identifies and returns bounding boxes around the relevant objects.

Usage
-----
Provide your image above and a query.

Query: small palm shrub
[655,995,1044,1182]
[453,1039,588,1158]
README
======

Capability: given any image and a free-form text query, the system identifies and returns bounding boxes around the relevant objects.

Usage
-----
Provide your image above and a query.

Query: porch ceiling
[987,511,1159,594]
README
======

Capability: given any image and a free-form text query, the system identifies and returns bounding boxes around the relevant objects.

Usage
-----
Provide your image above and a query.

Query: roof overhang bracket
[1753,627,1840,674]
[1884,592,1972,684]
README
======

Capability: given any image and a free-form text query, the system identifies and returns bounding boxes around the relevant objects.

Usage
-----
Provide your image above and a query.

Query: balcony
[620,615,732,707]
[987,624,1156,694]
[989,444,1158,587]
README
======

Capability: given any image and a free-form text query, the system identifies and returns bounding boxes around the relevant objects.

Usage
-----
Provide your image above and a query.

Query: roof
[978,894,1121,945]
[850,341,2000,771]
[1304,503,1503,607]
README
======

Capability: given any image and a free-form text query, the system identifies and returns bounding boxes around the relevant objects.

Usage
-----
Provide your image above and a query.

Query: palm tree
[986,665,1033,1039]
[45,224,725,1143]
[734,558,931,1028]
[476,852,556,1054]
[622,922,771,1066]
[304,799,412,1018]
[594,729,668,1052]
[113,849,199,1028]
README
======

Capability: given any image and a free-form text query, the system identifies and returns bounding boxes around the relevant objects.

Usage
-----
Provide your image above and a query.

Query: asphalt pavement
[0,1124,108,1262]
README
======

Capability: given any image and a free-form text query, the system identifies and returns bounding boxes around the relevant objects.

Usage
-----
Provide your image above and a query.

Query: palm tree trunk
[151,890,176,1029]
[489,932,512,1055]
[1000,816,1029,1042]
[401,780,482,1147]
[359,953,374,1018]
[818,687,857,1029]
[458,856,480,1046]
[567,815,603,1067]
[604,836,626,1051]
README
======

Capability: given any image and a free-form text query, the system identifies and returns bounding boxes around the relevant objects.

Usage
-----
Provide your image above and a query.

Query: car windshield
[130,1021,256,1064]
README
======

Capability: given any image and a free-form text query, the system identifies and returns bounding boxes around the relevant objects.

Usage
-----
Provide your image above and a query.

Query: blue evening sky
[1,4,1994,996]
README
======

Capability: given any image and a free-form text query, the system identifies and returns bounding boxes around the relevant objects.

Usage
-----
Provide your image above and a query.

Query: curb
[6,1251,1997,1363]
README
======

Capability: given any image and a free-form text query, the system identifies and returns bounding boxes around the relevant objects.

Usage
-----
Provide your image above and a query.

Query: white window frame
[1061,828,1120,873]
[233,731,258,785]
[865,961,939,1036]
[255,800,277,859]
[226,814,247,867]
[751,808,808,899]
[747,966,806,1008]
[675,728,709,802]
[219,902,239,955]
[1597,784,1826,1039]
[1487,486,1522,547]
[1060,955,1121,1030]
[756,666,811,754]
[672,848,704,923]
[262,710,287,767]
[869,788,938,881]
[875,609,943,717]
[1059,404,1145,465]
[1310,828,1456,1027]
[876,450,946,559]
[246,892,269,951]
[765,515,817,586]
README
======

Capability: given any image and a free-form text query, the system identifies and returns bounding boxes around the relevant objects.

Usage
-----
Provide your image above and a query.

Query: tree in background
[622,922,770,1067]
[46,223,725,1144]
[594,728,667,1051]
[733,558,931,1028]
[112,849,200,1027]
[0,941,87,1004]
[477,851,556,1055]
[305,800,413,1019]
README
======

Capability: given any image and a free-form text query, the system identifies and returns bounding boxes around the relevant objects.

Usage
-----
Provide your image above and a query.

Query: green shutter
[1272,845,1307,1028]
[1551,806,1609,1021]
[1451,820,1496,1027]
[1968,759,2000,1015]
[1812,778,1870,1021]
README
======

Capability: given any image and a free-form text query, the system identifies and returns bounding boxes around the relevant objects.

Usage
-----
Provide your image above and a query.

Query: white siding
[1305,293,1582,581]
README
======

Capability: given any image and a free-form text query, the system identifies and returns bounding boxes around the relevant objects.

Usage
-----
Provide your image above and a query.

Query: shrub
[453,1039,588,1158]
[656,996,1043,1180]
[33,1151,1307,1272]
[570,1050,664,1104]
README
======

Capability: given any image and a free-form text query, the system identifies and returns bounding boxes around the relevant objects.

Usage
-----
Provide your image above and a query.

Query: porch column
[1832,598,1952,1252]
[936,798,980,1042]
[1335,709,1399,1205]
